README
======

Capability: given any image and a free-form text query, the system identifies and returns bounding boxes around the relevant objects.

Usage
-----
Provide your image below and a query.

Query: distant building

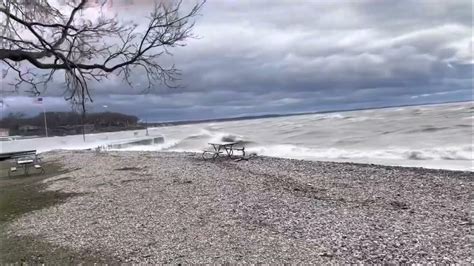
[54,124,95,136]
[0,128,9,137]
[19,125,41,133]
[84,124,95,133]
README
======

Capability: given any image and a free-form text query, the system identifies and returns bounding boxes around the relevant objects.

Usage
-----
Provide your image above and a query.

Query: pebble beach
[6,150,473,264]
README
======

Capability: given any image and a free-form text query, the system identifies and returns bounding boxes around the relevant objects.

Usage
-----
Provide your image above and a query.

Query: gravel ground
[7,150,473,264]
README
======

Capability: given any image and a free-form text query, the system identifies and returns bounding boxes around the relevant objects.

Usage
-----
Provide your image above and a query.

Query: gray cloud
[1,0,472,121]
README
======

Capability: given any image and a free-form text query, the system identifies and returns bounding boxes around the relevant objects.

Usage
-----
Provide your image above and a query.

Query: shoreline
[4,150,473,263]
[251,154,473,173]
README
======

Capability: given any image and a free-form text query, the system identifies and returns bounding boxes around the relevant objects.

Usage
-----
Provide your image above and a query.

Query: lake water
[2,102,472,171]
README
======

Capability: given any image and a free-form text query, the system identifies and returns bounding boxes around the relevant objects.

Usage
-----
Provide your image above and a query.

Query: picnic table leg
[213,144,221,160]
[224,146,233,158]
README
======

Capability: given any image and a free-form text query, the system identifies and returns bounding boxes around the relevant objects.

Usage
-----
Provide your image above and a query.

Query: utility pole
[145,117,149,136]
[42,103,48,137]
[36,97,48,137]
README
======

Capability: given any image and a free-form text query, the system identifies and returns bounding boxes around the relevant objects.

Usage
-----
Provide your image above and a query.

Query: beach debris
[114,166,141,171]
[389,200,410,210]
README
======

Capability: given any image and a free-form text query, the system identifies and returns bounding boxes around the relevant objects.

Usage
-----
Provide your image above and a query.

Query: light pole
[145,117,149,136]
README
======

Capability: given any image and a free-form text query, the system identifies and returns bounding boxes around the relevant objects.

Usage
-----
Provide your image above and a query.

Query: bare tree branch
[0,0,205,112]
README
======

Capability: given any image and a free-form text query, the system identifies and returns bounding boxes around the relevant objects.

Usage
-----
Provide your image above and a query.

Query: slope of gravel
[7,150,473,264]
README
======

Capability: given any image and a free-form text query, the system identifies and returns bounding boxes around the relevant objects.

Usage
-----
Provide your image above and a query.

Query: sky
[1,0,473,121]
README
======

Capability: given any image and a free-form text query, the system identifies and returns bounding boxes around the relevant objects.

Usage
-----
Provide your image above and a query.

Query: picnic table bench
[202,142,245,160]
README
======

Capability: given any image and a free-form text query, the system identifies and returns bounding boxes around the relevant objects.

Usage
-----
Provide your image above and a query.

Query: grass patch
[0,160,117,264]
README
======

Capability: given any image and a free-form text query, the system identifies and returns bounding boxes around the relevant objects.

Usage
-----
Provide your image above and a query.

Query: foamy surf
[2,102,473,171]
[242,145,473,171]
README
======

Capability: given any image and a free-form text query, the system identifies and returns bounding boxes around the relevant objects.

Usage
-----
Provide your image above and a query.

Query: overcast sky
[1,0,473,121]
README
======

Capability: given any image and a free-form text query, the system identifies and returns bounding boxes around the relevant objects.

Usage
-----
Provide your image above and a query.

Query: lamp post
[145,117,149,136]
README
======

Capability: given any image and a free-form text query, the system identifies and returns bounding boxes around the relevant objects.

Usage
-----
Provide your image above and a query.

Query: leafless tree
[0,0,205,112]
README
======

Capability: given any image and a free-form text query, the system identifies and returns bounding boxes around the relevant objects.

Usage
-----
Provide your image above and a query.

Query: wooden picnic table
[210,142,237,157]
[7,151,45,176]
[16,158,35,175]
[203,142,245,160]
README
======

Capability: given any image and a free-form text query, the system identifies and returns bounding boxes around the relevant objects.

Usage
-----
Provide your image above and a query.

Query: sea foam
[2,102,473,171]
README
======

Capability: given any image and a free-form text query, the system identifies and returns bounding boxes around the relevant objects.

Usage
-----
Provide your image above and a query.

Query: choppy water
[1,102,473,171]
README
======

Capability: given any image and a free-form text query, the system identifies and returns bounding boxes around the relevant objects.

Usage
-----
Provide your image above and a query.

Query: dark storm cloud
[2,0,472,120]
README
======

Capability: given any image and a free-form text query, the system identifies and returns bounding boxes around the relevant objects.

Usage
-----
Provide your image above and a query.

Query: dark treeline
[1,112,143,136]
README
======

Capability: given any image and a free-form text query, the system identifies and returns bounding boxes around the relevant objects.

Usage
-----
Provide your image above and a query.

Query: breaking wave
[245,145,473,162]
[3,101,472,171]
[406,126,451,134]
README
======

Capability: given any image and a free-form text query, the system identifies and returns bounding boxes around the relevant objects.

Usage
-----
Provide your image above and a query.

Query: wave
[107,138,180,151]
[107,129,249,153]
[106,127,472,164]
[246,144,473,162]
[405,126,451,134]
[347,116,373,122]
[323,114,346,119]
[195,129,244,143]
[4,102,471,171]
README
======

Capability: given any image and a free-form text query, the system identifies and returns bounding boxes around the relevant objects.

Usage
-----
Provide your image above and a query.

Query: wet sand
[4,150,473,264]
